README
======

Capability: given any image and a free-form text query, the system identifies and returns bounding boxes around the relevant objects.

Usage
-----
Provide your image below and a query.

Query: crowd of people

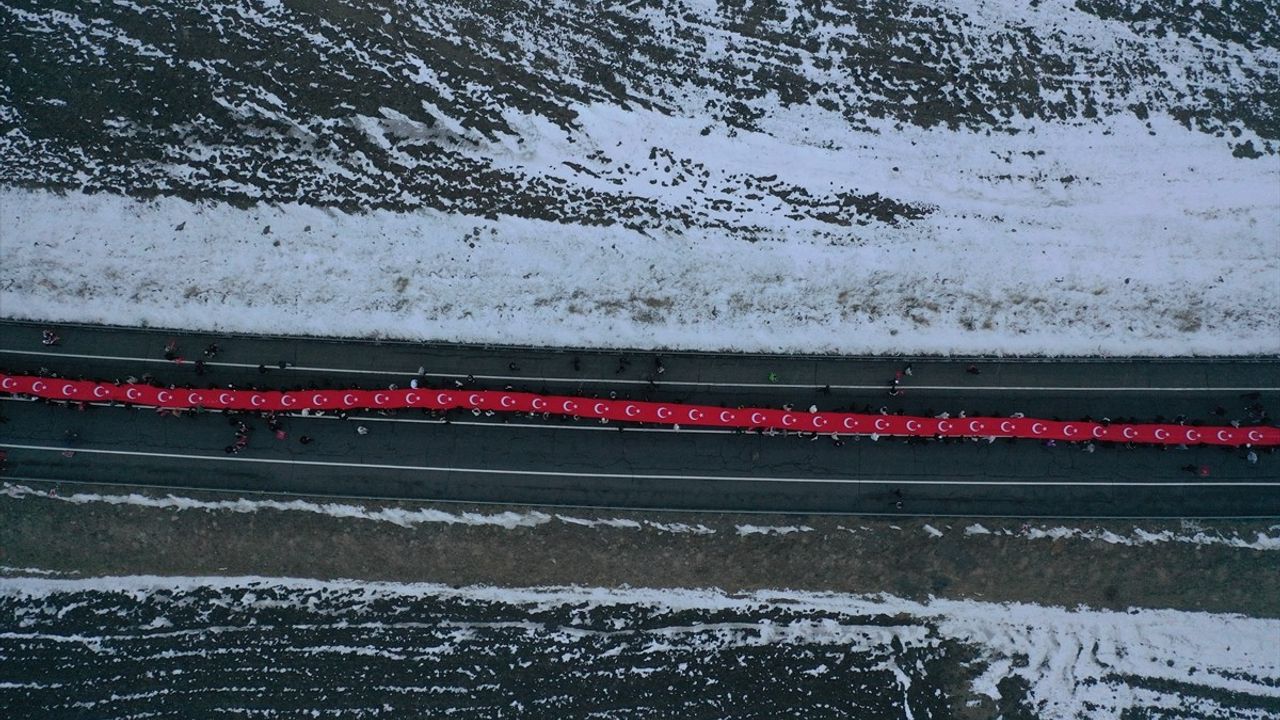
[4,327,1271,468]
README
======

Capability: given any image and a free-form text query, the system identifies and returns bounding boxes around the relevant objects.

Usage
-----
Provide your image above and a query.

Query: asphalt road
[1,320,1276,517]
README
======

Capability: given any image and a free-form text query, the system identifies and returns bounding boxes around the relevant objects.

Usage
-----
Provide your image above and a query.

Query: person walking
[299,435,314,445]
[41,329,61,346]
[61,430,79,458]
[356,425,369,436]
[163,339,180,361]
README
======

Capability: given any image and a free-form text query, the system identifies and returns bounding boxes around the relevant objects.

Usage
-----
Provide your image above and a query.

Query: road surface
[1,320,1276,517]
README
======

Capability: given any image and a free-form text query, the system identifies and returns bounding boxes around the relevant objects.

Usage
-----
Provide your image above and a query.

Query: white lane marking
[1,444,1271,487]
[1,350,1274,392]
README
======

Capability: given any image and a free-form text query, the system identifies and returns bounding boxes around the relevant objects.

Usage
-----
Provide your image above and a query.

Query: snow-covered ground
[2,575,1277,718]
[2,0,1277,354]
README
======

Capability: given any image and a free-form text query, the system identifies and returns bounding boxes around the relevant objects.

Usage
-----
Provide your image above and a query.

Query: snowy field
[2,0,1278,354]
[1,575,1278,719]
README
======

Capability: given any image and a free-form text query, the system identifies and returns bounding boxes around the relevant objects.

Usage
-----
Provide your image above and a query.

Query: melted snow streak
[1,0,1278,354]
[1,579,1278,720]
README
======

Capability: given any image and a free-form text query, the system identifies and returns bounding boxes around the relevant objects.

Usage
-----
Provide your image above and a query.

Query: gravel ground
[3,480,1276,617]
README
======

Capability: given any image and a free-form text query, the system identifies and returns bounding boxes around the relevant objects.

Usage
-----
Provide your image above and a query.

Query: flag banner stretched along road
[3,374,1275,448]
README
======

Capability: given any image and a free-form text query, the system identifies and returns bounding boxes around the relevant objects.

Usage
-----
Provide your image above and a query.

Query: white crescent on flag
[906,420,921,432]
[1092,426,1105,438]
[32,381,47,393]
[875,418,889,431]
[375,393,389,405]
[251,395,265,407]
[94,385,110,399]
[689,409,704,421]
[62,383,75,396]
[1217,430,1230,442]
[1154,428,1169,440]
[626,405,640,418]
[1122,427,1137,439]
[562,400,577,413]
[1063,425,1078,437]
[500,396,514,408]
[282,395,297,407]
[1031,423,1046,435]
[218,392,233,404]
[843,417,858,430]
[657,407,672,419]
[720,411,734,423]
[532,398,547,411]
[343,394,357,405]
[468,394,481,407]
[751,412,765,424]
[1186,429,1202,442]
[593,402,606,414]
[312,393,326,406]
[782,415,796,426]
[812,416,827,428]
[187,392,202,405]
[937,421,952,432]
[126,388,141,401]
[0,378,15,390]
[1248,430,1263,442]
[438,393,453,406]
[157,391,172,403]
[968,421,983,433]
[1000,421,1013,433]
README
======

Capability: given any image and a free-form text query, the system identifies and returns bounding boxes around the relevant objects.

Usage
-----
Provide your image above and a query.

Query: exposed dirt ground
[2,481,1276,617]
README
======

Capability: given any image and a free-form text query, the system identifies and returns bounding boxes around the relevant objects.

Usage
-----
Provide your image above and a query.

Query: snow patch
[0,483,718,535]
[735,524,814,536]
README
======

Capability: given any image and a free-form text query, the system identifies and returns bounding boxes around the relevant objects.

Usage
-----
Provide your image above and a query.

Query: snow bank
[0,483,711,534]
[6,483,1275,548]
